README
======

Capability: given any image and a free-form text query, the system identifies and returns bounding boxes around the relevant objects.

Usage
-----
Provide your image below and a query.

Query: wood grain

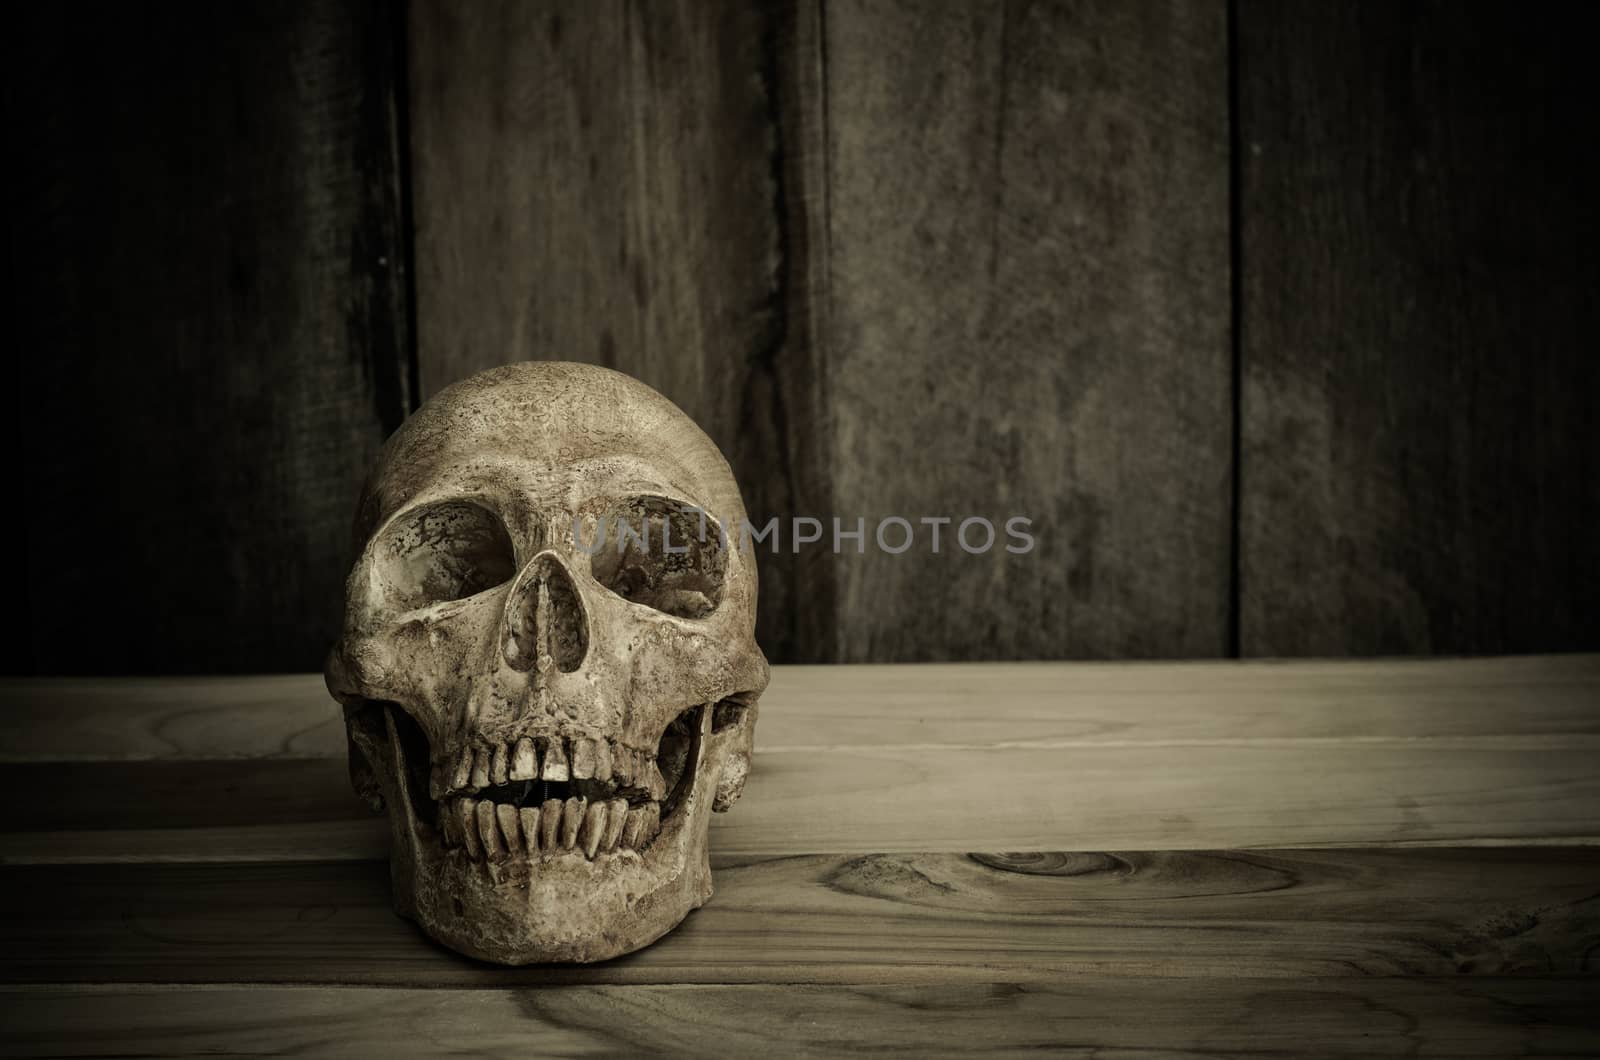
[5,737,1596,862]
[820,0,1231,661]
[0,761,355,832]
[7,0,410,674]
[1,664,1594,1050]
[405,0,834,663]
[15,655,1590,762]
[1,848,1594,985]
[406,0,1233,664]
[759,0,840,664]
[4,978,1596,1057]
[1237,0,1600,656]
[4,658,1596,861]
[0,675,347,761]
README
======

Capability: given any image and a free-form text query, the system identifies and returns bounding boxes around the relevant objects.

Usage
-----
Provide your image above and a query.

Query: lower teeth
[440,795,659,861]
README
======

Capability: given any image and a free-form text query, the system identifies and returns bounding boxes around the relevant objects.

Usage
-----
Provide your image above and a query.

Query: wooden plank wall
[819,0,1231,661]
[8,0,1596,672]
[406,0,1234,662]
[1236,0,1600,656]
[8,0,411,674]
[404,0,837,663]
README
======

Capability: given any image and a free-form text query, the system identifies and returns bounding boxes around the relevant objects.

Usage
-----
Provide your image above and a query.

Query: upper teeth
[433,735,665,800]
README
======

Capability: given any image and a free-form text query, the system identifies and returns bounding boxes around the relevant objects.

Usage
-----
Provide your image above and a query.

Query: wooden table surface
[1,656,1597,1056]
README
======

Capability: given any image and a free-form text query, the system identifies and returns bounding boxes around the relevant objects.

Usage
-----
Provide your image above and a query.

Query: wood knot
[969,852,1133,878]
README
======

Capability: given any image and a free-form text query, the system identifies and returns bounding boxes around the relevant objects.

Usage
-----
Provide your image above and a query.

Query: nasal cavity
[502,552,588,674]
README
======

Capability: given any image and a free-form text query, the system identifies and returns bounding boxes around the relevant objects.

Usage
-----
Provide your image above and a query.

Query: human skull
[325,362,768,964]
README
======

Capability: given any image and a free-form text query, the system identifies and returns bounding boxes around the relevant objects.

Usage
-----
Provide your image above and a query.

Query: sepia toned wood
[1,847,1596,985]
[2,663,1594,1050]
[0,675,348,761]
[405,0,833,663]
[5,656,1595,760]
[4,978,1596,1057]
[3,657,1596,862]
[405,0,774,403]
[7,1,411,675]
[0,761,355,832]
[758,0,840,664]
[406,0,1232,664]
[820,0,1232,661]
[0,821,386,866]
[1236,0,1600,656]
[4,737,1595,863]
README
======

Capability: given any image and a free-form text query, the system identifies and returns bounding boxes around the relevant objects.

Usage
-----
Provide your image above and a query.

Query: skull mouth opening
[362,698,731,866]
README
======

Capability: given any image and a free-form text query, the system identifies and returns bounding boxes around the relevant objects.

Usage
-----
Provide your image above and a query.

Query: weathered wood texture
[8,1,1598,676]
[7,739,1596,864]
[1,662,1595,1052]
[8,654,1596,760]
[1237,0,1600,656]
[2,848,1597,985]
[7,1,410,675]
[822,0,1231,661]
[405,0,1231,663]
[6,979,1596,1058]
[3,657,1597,863]
[405,0,835,663]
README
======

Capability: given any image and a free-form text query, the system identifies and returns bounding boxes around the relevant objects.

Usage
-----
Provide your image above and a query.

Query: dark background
[7,0,1596,674]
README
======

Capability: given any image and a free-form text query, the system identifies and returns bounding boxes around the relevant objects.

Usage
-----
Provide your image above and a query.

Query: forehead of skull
[360,362,745,539]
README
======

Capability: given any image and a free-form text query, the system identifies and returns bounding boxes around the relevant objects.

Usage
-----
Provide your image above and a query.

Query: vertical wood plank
[1237,0,1600,656]
[763,1,841,662]
[406,0,833,661]
[9,1,411,674]
[822,0,1232,659]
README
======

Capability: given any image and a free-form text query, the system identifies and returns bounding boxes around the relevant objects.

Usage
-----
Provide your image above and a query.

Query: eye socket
[588,496,726,618]
[712,693,754,733]
[372,501,515,611]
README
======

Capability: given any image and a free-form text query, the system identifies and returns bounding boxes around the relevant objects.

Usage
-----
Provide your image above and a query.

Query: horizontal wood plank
[4,656,1599,861]
[0,848,1595,986]
[2,663,1594,1050]
[3,978,1596,1057]
[0,675,349,761]
[4,736,1597,863]
[1,761,353,832]
[4,656,1596,761]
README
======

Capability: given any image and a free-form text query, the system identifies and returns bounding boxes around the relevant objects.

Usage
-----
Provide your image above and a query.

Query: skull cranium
[325,362,768,964]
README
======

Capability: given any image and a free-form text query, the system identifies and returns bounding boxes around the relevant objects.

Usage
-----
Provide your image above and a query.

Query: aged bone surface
[326,362,768,964]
